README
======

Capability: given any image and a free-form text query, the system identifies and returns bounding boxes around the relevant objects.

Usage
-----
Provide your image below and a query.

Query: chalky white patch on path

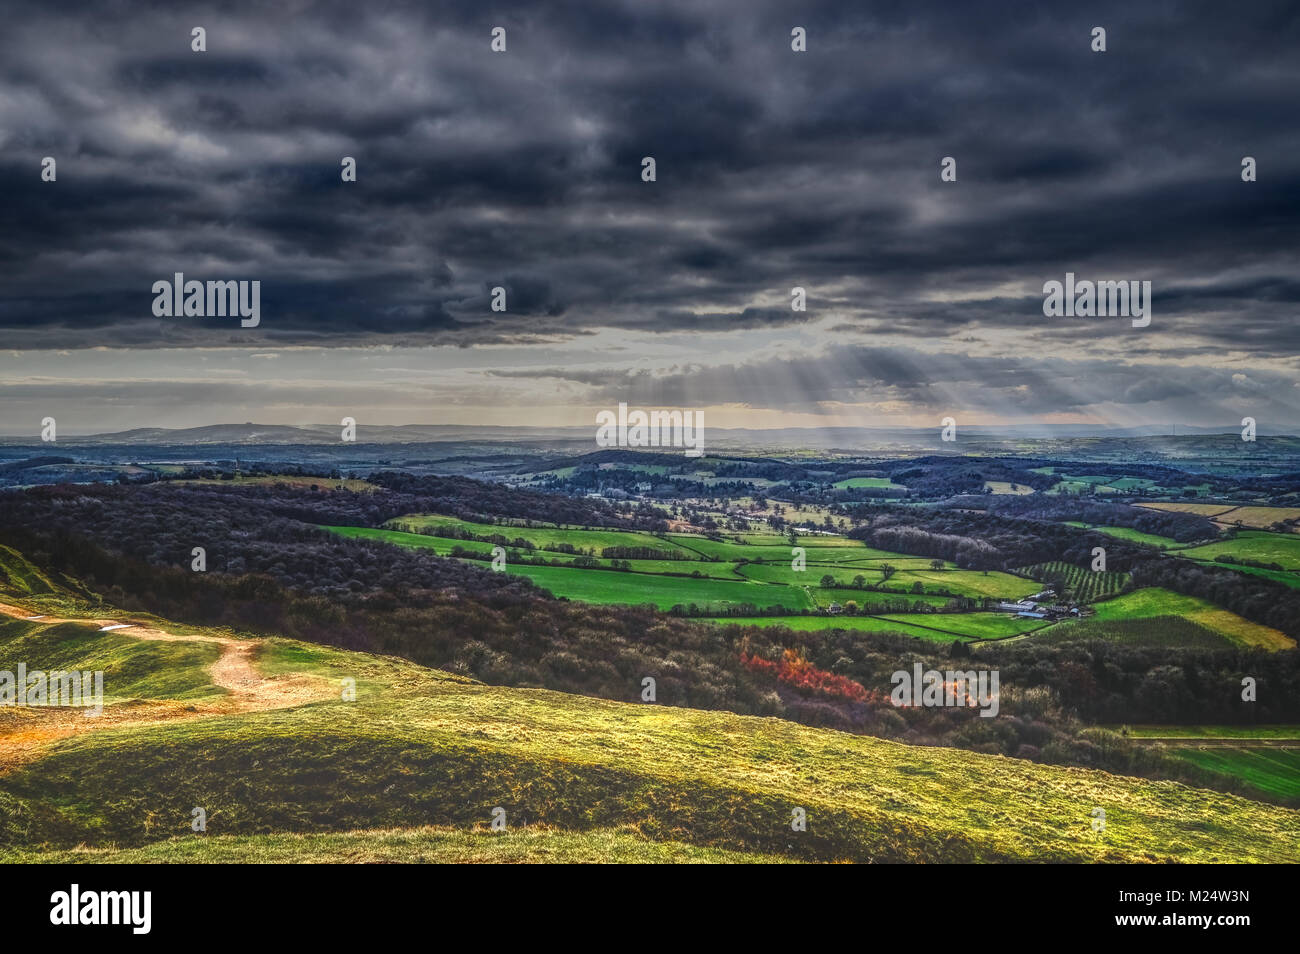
[0,599,335,769]
[0,601,328,706]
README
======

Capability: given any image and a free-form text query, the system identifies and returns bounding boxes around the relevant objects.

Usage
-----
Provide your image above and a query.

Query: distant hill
[2,421,1295,449]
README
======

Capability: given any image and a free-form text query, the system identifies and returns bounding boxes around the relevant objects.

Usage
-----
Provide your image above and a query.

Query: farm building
[997,601,1037,613]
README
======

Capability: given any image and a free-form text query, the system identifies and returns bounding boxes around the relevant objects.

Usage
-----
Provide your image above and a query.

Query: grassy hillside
[1025,616,1235,649]
[0,544,60,596]
[1115,725,1300,803]
[1,826,789,864]
[1091,588,1294,650]
[1170,750,1300,802]
[1,599,1298,863]
[0,618,222,704]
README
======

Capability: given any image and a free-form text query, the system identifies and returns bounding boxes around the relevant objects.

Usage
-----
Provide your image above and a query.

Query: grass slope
[0,619,223,703]
[1171,749,1300,802]
[1025,616,1235,649]
[1091,589,1294,650]
[1,826,788,864]
[1,597,1298,863]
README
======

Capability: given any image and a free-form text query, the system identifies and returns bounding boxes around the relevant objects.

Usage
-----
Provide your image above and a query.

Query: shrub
[740,648,870,703]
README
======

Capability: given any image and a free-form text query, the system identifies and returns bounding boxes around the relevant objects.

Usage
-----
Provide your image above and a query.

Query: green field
[1176,530,1300,570]
[806,588,958,611]
[1170,749,1300,802]
[1047,473,1160,495]
[1197,563,1300,590]
[1124,726,1300,740]
[1105,477,1158,491]
[832,477,900,490]
[734,531,864,548]
[1091,589,1293,650]
[702,611,1049,642]
[750,562,1036,600]
[868,613,1050,640]
[1016,561,1130,603]
[331,520,1034,613]
[1063,522,1185,549]
[327,519,1291,653]
[387,514,700,557]
[731,561,943,586]
[890,568,1037,600]
[665,536,872,562]
[329,525,499,556]
[984,481,1035,495]
[1049,480,1099,495]
[329,526,740,580]
[503,563,813,611]
[325,525,811,610]
[1026,616,1235,649]
[1057,475,1156,492]
[702,615,973,642]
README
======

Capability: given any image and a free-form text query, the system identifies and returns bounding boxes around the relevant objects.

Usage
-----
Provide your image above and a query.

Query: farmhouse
[997,597,1079,621]
[996,601,1037,613]
[1044,604,1081,618]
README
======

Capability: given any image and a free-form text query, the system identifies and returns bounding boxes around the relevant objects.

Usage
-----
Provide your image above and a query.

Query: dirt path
[0,601,333,769]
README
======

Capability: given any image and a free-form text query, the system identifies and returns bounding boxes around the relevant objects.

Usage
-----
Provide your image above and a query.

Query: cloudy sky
[1,0,1297,435]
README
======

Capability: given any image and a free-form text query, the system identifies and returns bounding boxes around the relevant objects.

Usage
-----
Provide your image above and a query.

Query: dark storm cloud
[0,0,1296,364]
